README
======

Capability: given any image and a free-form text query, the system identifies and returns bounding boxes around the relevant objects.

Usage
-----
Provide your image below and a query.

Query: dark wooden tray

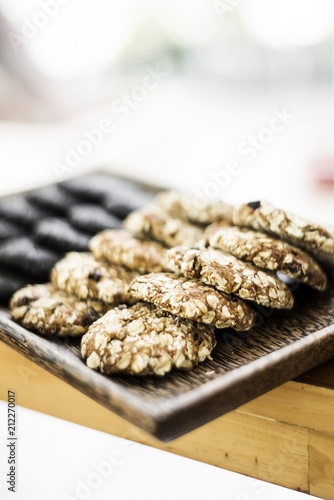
[1,279,334,441]
[0,173,334,441]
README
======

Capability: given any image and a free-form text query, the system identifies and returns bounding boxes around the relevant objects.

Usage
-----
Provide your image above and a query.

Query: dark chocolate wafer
[34,218,90,252]
[68,204,122,234]
[0,197,52,228]
[27,184,79,216]
[0,237,60,279]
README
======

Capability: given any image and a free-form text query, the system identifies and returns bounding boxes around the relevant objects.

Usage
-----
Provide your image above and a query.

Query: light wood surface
[309,431,334,498]
[1,340,334,497]
[241,382,334,435]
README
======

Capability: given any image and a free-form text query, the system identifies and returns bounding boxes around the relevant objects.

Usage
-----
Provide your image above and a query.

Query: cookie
[167,247,294,309]
[156,190,234,225]
[68,204,122,234]
[233,201,334,268]
[208,226,327,291]
[90,230,168,273]
[51,252,139,305]
[233,201,261,229]
[10,283,109,336]
[201,220,232,244]
[34,218,90,252]
[81,302,216,376]
[124,209,203,247]
[128,273,256,330]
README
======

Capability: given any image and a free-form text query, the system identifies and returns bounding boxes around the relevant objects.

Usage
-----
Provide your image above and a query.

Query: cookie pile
[10,189,333,377]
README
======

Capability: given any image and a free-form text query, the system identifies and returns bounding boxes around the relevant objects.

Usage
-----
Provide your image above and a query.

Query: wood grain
[1,278,334,441]
[309,430,334,499]
[240,381,334,435]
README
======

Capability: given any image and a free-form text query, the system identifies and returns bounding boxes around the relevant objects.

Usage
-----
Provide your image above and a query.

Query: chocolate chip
[88,269,102,282]
[83,310,101,325]
[287,262,304,277]
[15,296,30,307]
[247,201,261,210]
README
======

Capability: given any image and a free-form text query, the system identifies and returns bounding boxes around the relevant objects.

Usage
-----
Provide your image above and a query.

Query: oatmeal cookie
[128,273,256,330]
[156,190,234,225]
[10,283,108,336]
[51,252,138,305]
[90,230,168,273]
[167,247,294,309]
[233,201,334,268]
[208,226,327,291]
[81,302,216,376]
[124,209,203,247]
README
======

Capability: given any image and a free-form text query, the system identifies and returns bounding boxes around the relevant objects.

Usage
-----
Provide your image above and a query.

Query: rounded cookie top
[10,283,108,336]
[208,225,327,291]
[89,229,168,273]
[233,201,334,268]
[156,190,234,225]
[167,247,294,309]
[124,208,203,247]
[81,302,216,376]
[128,273,256,331]
[51,252,138,305]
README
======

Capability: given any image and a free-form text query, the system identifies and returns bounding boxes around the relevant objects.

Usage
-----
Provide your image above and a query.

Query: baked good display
[81,302,216,376]
[5,183,332,377]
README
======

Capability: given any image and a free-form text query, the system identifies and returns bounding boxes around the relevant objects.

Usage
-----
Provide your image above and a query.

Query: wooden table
[1,341,333,499]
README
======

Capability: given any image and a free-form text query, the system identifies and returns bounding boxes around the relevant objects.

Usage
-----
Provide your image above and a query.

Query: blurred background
[0,0,333,224]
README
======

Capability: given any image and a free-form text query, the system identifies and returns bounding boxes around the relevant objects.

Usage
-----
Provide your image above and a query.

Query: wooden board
[309,430,334,498]
[1,277,334,441]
